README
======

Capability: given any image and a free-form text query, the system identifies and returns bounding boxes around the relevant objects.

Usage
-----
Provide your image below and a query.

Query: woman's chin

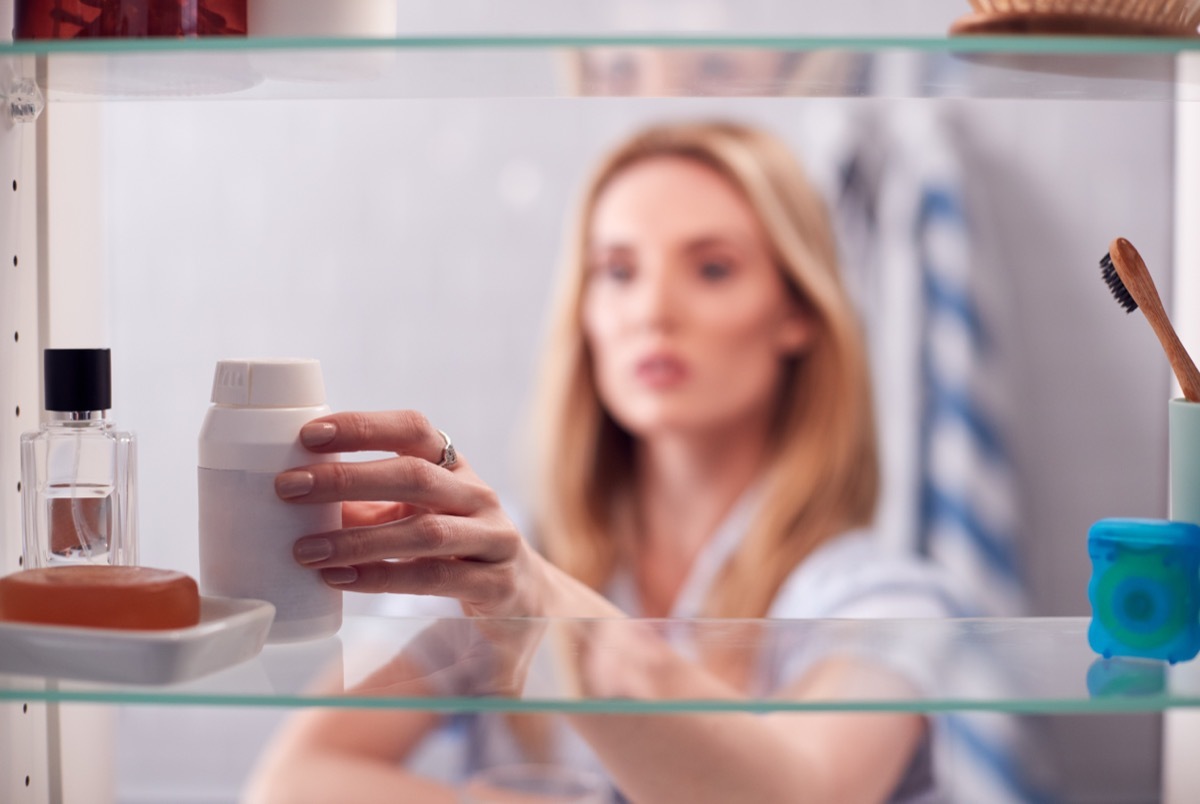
[611,409,713,440]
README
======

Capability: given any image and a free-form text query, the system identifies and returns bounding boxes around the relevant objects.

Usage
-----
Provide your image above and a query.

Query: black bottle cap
[44,349,112,412]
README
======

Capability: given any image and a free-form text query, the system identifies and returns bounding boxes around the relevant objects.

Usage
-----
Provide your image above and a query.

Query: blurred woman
[246,120,955,804]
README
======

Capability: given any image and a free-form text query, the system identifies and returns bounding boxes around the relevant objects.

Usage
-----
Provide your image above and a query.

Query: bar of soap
[0,566,201,630]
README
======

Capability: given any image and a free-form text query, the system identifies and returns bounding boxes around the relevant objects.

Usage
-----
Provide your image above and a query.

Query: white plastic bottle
[198,359,342,642]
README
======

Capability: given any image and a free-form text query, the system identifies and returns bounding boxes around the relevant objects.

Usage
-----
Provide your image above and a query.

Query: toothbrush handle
[1145,305,1200,403]
[1113,238,1200,402]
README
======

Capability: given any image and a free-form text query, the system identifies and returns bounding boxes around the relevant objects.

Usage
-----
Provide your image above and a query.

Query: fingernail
[294,538,332,564]
[301,422,337,448]
[322,566,358,585]
[276,471,315,499]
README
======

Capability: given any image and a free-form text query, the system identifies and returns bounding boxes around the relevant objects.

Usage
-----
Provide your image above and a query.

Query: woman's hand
[275,410,551,619]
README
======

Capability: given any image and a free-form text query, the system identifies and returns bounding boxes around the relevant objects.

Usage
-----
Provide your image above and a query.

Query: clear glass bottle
[20,349,138,568]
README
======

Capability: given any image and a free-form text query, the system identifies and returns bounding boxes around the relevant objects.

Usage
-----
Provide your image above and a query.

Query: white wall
[957,99,1172,802]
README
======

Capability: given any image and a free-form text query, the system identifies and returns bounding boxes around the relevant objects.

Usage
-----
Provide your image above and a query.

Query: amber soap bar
[0,566,200,630]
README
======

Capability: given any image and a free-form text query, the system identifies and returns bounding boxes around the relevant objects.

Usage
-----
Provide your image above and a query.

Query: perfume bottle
[20,349,138,568]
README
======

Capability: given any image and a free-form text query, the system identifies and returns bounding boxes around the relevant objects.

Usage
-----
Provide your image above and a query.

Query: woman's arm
[569,630,925,804]
[243,705,456,804]
[244,611,550,804]
[248,622,922,804]
[275,410,927,803]
[244,494,541,804]
[242,636,460,804]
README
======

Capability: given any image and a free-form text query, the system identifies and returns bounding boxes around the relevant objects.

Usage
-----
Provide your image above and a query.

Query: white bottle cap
[211,359,327,408]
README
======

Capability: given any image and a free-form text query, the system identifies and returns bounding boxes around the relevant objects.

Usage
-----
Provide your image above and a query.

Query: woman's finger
[319,558,517,608]
[297,410,449,465]
[341,501,413,528]
[276,456,489,515]
[294,513,519,568]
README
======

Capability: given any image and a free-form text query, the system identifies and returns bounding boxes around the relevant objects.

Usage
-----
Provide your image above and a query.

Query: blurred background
[42,0,1179,800]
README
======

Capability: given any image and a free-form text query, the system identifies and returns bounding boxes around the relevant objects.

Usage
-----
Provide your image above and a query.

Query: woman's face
[579,50,793,97]
[583,156,813,440]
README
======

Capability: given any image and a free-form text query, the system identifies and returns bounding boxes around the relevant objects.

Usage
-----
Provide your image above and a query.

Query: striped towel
[798,82,1057,801]
[897,96,1057,804]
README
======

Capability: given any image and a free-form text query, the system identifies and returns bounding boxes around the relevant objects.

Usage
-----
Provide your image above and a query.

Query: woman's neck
[632,418,773,579]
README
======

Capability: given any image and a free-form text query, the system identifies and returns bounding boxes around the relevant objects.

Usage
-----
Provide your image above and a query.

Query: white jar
[247,0,397,82]
[198,359,342,643]
[248,0,396,38]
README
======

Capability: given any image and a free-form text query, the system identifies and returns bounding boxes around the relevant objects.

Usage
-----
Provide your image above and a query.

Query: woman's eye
[698,260,733,281]
[596,262,634,282]
[697,52,737,81]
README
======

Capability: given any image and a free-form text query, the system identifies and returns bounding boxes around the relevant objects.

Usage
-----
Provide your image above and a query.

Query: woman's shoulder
[768,528,968,619]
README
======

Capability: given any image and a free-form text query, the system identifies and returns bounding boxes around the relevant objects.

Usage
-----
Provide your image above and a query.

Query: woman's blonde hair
[533,120,879,619]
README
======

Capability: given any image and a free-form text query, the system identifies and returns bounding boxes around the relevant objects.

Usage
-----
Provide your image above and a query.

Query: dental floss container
[198,358,342,642]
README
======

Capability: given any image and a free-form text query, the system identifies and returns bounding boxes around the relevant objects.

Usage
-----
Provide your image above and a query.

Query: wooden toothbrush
[1101,236,1200,403]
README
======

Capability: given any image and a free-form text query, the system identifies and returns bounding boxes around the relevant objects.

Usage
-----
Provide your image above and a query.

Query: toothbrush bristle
[1101,252,1138,313]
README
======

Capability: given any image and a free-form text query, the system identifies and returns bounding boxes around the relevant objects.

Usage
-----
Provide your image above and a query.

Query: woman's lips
[634,354,689,389]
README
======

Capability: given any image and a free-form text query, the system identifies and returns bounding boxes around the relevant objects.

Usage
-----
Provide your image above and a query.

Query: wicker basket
[951,0,1200,35]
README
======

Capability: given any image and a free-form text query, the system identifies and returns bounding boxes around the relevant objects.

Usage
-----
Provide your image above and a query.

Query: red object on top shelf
[15,0,247,39]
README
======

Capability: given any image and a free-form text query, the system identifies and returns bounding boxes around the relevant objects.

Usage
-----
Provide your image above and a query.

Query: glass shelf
[3,615,1199,715]
[0,0,1197,102]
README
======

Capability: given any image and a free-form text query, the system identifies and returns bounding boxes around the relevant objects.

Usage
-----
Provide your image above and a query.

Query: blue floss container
[1086,657,1167,699]
[1087,518,1200,664]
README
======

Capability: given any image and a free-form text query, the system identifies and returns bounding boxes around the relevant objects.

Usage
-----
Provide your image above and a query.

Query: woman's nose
[631,265,678,327]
